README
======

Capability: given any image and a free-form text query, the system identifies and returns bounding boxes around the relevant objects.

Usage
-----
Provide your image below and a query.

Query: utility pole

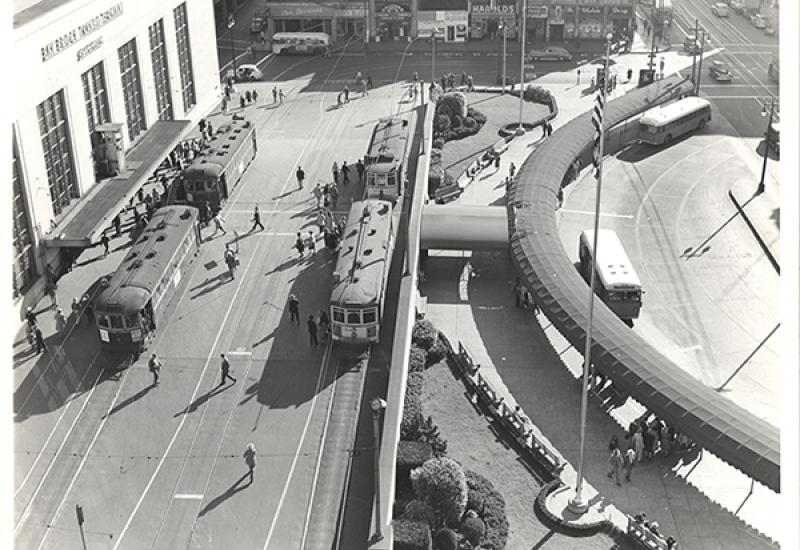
[694,29,706,96]
[691,18,699,83]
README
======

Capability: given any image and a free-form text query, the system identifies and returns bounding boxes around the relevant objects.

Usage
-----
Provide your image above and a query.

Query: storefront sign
[76,37,103,61]
[338,7,366,17]
[270,4,334,17]
[471,4,515,16]
[609,6,631,17]
[549,5,565,24]
[527,6,548,18]
[381,3,408,16]
[41,2,123,62]
[579,6,603,16]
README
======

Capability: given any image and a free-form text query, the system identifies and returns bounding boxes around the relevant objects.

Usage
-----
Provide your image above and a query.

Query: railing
[626,515,673,550]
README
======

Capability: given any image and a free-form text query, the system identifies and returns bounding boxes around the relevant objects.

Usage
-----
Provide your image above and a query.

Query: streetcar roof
[367,163,398,175]
[330,200,393,306]
[271,31,331,41]
[95,206,199,314]
[639,96,711,127]
[183,119,254,177]
[580,229,641,288]
[365,117,409,166]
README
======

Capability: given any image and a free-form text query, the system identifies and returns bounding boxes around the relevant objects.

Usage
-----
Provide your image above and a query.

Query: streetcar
[578,229,642,322]
[363,116,412,203]
[330,200,395,343]
[94,206,201,353]
[271,32,331,55]
[638,96,711,145]
[180,118,257,217]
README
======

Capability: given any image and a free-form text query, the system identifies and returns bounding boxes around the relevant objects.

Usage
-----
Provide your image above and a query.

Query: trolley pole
[76,504,87,550]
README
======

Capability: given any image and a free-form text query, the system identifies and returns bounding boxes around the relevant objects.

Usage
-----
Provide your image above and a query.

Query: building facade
[12,0,220,311]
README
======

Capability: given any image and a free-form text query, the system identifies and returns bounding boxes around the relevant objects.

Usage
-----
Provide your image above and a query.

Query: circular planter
[499,122,536,137]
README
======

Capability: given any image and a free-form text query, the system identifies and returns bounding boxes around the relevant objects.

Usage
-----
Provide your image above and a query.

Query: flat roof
[640,96,710,126]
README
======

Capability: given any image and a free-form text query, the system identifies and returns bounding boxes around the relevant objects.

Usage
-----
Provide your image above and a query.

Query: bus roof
[95,206,199,314]
[365,117,409,167]
[639,96,711,127]
[330,200,393,306]
[271,31,331,41]
[580,229,642,289]
[183,119,254,178]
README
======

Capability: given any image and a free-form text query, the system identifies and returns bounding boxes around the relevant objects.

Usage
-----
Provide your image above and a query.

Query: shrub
[432,137,445,150]
[523,85,554,109]
[461,516,486,546]
[451,115,463,129]
[411,457,468,525]
[468,107,487,125]
[398,440,434,471]
[435,114,451,135]
[464,471,508,550]
[443,130,458,142]
[434,528,458,550]
[463,116,477,129]
[401,372,425,439]
[404,499,438,529]
[410,346,428,373]
[439,91,468,118]
[426,338,448,366]
[413,319,439,350]
[429,84,445,103]
[465,470,493,513]
[394,519,433,550]
[436,102,455,121]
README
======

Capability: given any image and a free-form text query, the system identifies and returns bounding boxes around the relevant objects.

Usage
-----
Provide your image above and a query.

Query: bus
[363,116,412,203]
[330,200,395,343]
[638,96,711,145]
[94,206,201,354]
[578,229,642,322]
[767,54,779,83]
[179,119,257,219]
[271,32,331,55]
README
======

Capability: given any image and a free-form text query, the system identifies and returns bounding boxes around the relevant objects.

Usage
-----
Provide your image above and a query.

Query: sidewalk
[423,53,780,549]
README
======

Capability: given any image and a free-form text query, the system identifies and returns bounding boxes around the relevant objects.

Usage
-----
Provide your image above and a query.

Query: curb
[728,189,780,275]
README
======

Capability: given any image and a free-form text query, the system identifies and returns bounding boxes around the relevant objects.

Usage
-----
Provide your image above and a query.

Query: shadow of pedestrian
[197,473,252,517]
[174,383,230,417]
[103,383,156,419]
[189,273,233,300]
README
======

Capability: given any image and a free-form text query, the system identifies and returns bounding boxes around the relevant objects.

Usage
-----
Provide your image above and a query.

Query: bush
[435,114,451,135]
[410,345,428,373]
[465,470,493,513]
[426,338,448,366]
[439,91,468,119]
[404,499,438,529]
[523,85,554,110]
[463,116,477,129]
[398,440,434,471]
[429,83,445,104]
[401,372,425,439]
[461,516,486,546]
[464,471,508,550]
[411,457,468,525]
[413,319,439,350]
[434,528,458,550]
[451,115,463,129]
[432,137,445,150]
[468,107,487,125]
[394,519,433,550]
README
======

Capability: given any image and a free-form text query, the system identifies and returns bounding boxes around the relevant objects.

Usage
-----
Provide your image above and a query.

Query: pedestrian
[607,443,623,486]
[32,324,46,354]
[199,118,207,134]
[288,294,300,324]
[318,309,330,342]
[307,315,318,346]
[413,71,419,83]
[114,214,122,237]
[336,92,343,107]
[367,75,373,89]
[494,155,501,172]
[54,307,67,335]
[332,161,339,184]
[467,75,474,91]
[272,86,278,104]
[577,68,581,85]
[148,353,162,385]
[461,71,467,86]
[98,232,109,257]
[250,205,264,232]
[296,166,305,188]
[219,353,237,385]
[212,211,227,236]
[294,232,305,257]
[245,90,252,104]
[240,95,246,110]
[591,76,595,89]
[627,67,633,82]
[317,209,326,233]
[329,185,338,208]
[343,85,349,102]
[313,184,323,207]
[45,279,58,309]
[244,443,256,482]
[624,447,636,482]
[356,159,365,182]
[305,231,316,253]
[659,57,665,75]
[279,89,285,103]
[252,89,258,103]
[202,201,212,227]
[341,161,350,185]
[224,245,238,279]
[509,162,516,178]
[632,427,645,462]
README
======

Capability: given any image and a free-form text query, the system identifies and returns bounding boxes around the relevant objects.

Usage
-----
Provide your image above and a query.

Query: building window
[118,38,147,141]
[82,62,111,133]
[36,90,79,217]
[12,137,37,297]
[149,19,174,121]
[174,3,196,113]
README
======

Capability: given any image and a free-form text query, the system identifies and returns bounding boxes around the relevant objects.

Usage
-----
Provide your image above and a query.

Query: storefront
[608,5,632,37]
[526,4,548,42]
[267,3,335,36]
[470,0,516,40]
[417,0,468,42]
[525,1,635,42]
[375,0,412,41]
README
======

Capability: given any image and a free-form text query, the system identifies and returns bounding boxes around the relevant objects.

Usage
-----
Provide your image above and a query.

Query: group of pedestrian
[331,160,352,186]
[337,85,351,106]
[313,182,339,210]
[272,87,286,105]
[239,89,260,110]
[513,277,539,315]
[541,120,553,139]
[24,307,48,355]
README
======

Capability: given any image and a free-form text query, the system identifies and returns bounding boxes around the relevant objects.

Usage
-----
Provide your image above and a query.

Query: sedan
[750,14,767,28]
[708,60,732,81]
[236,64,263,81]
[527,46,572,61]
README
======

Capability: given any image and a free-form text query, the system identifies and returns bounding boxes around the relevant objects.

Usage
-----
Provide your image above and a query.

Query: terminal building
[12,0,221,316]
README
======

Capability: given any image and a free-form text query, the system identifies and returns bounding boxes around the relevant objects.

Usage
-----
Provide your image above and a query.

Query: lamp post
[370,397,388,542]
[227,13,237,77]
[569,33,613,515]
[757,97,776,195]
[693,29,706,95]
[517,0,528,134]
[498,22,508,93]
[431,28,440,86]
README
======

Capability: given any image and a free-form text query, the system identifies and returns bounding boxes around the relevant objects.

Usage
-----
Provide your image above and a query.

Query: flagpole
[568,32,612,514]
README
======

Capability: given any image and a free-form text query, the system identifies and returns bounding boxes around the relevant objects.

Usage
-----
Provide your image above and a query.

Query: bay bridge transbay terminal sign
[40,2,123,62]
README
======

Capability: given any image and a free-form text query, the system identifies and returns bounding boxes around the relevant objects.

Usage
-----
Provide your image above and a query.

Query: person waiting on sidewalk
[149,353,163,385]
[607,442,624,486]
[288,294,300,325]
[623,447,636,482]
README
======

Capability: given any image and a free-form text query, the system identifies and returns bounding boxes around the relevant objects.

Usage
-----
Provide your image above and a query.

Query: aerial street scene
[9,0,794,549]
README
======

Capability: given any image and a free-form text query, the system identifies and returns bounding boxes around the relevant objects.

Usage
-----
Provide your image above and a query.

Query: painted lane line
[561,209,635,219]
[226,351,253,356]
[173,494,204,500]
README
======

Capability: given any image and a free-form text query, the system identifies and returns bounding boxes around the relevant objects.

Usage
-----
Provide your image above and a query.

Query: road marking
[666,344,703,353]
[174,493,204,500]
[561,209,635,219]
[226,351,252,356]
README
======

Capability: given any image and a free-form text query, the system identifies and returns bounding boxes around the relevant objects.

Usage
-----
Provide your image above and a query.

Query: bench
[627,517,670,550]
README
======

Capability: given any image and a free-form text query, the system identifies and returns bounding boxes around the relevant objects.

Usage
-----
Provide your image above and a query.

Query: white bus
[578,229,642,322]
[638,96,711,145]
[271,32,331,55]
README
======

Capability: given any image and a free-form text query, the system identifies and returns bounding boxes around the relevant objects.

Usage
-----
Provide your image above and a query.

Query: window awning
[43,120,192,248]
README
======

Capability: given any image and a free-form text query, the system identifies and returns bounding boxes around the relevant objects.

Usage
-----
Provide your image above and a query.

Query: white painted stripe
[561,209,635,219]
[226,351,252,356]
[173,493,204,500]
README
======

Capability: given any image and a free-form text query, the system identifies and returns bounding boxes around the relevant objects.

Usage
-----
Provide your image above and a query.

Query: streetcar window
[124,313,140,328]
[367,173,375,187]
[97,315,110,328]
[109,314,124,329]
[347,310,361,324]
[363,309,377,324]
[332,308,345,323]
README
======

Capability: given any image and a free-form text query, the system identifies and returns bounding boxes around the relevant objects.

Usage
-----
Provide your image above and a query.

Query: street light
[757,97,776,195]
[431,27,440,86]
[227,13,237,77]
[370,397,388,543]
[498,22,508,94]
[517,0,528,134]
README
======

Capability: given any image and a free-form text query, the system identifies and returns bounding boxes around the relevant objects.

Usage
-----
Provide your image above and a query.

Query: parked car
[764,24,776,36]
[711,2,729,16]
[527,46,572,61]
[708,60,732,81]
[729,0,745,14]
[236,64,263,81]
[750,14,767,28]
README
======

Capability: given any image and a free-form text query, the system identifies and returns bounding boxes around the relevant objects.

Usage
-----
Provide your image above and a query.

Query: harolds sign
[41,3,123,63]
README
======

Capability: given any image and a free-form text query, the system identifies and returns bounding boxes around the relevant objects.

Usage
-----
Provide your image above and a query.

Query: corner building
[12,0,220,315]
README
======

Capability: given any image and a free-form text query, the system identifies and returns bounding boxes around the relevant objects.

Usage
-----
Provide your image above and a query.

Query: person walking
[25,305,38,327]
[272,87,278,104]
[332,161,339,184]
[607,443,623,486]
[244,443,256,483]
[317,209,327,233]
[288,294,300,325]
[307,315,318,346]
[54,307,67,335]
[294,232,305,257]
[343,85,350,102]
[632,427,645,462]
[624,447,636,482]
[239,95,246,110]
[318,310,330,342]
[212,211,227,236]
[627,67,633,82]
[250,205,264,232]
[279,89,286,103]
[341,161,350,185]
[577,68,581,85]
[148,353,163,385]
[114,214,122,237]
[252,89,259,104]
[224,245,238,279]
[356,159,365,182]
[366,75,373,89]
[45,279,58,309]
[296,166,305,189]
[313,184,323,208]
[34,325,47,354]
[100,233,110,257]
[219,353,237,385]
[305,231,316,253]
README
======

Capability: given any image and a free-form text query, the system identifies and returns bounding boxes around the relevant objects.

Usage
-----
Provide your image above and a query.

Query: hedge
[411,457,469,526]
[398,440,434,471]
[434,528,458,550]
[461,515,487,546]
[409,346,428,373]
[403,499,437,529]
[426,338,448,367]
[465,470,508,550]
[412,319,439,350]
[394,519,433,550]
[401,372,425,439]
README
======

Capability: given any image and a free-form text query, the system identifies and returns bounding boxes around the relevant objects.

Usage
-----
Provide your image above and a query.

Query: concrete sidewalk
[422,51,780,549]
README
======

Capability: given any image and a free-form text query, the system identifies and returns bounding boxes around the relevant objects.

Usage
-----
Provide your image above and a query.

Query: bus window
[109,314,124,329]
[332,307,345,323]
[363,309,377,324]
[347,310,361,324]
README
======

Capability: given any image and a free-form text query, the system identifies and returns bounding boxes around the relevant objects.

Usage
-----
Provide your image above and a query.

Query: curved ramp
[508,76,780,492]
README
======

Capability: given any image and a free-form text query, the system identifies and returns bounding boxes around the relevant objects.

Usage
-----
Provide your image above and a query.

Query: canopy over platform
[420,205,507,251]
[43,120,191,248]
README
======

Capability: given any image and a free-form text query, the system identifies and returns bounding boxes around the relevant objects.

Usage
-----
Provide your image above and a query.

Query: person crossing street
[250,205,264,232]
[219,353,237,386]
[149,353,163,385]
